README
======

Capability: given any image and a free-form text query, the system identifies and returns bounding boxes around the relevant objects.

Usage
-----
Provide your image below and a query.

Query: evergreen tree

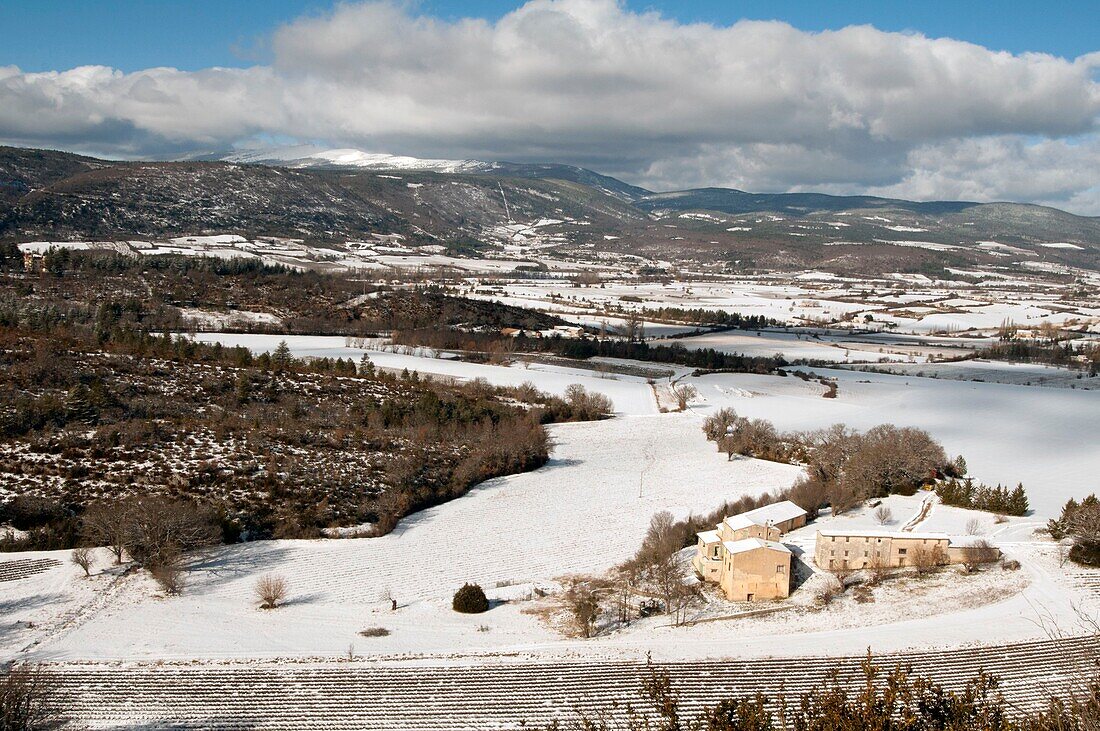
[271,341,294,372]
[1009,483,1029,515]
[235,372,252,406]
[65,383,98,425]
[951,454,968,477]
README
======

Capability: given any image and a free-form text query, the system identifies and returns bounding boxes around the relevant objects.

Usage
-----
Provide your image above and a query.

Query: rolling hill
[1,145,1098,275]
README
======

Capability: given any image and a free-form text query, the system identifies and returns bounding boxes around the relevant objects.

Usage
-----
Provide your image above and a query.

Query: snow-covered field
[691,368,1100,518]
[190,332,1099,517]
[188,333,660,415]
[653,329,936,363]
[458,278,1098,339]
[5,310,1098,675]
[8,415,800,662]
[847,359,1099,389]
[5,427,1091,664]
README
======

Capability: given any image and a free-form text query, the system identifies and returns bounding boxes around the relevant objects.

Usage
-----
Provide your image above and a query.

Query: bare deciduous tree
[622,310,645,342]
[964,539,1001,569]
[0,665,67,731]
[718,434,740,462]
[123,496,221,570]
[842,424,947,499]
[965,517,984,536]
[564,581,601,638]
[803,424,859,484]
[827,482,861,516]
[701,408,738,443]
[670,382,698,411]
[636,511,681,565]
[873,506,893,525]
[255,574,289,609]
[910,544,948,576]
[81,500,128,564]
[70,547,92,577]
[866,554,891,586]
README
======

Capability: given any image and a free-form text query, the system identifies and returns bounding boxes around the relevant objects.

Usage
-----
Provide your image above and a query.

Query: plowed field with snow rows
[55,635,1099,730]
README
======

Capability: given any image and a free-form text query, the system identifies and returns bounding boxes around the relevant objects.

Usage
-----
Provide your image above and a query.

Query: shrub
[255,574,289,609]
[0,665,67,730]
[911,544,947,576]
[551,660,1100,730]
[358,627,390,637]
[814,574,844,606]
[150,558,184,595]
[452,583,489,613]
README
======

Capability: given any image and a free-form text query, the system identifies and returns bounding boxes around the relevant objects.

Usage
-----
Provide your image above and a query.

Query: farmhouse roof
[722,538,792,555]
[741,500,808,525]
[722,515,758,531]
[816,529,951,540]
[696,529,721,544]
[723,500,807,532]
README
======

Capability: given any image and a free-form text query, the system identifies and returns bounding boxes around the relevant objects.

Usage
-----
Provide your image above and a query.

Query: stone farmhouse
[814,530,998,570]
[692,500,808,602]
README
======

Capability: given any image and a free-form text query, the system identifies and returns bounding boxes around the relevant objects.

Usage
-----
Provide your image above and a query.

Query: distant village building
[498,325,586,339]
[692,500,807,602]
[813,530,997,570]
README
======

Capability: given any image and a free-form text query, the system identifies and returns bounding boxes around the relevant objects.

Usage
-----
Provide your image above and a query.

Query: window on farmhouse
[776,565,785,574]
[898,548,907,555]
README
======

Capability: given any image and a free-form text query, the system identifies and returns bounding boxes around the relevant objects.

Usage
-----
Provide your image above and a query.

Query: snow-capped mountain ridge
[224,145,492,174]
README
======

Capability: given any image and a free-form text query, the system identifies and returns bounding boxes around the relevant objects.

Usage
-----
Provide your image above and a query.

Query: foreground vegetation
[544,658,1100,731]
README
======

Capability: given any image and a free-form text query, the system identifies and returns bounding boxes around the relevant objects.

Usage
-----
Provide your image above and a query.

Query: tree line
[701,409,990,516]
[1049,495,1100,566]
[936,478,1030,516]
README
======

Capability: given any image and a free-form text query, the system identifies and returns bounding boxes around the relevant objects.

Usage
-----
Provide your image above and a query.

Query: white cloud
[2,0,1099,212]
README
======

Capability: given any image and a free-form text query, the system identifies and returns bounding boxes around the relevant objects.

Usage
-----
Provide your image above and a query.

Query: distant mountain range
[1,144,1097,275]
[217,145,651,202]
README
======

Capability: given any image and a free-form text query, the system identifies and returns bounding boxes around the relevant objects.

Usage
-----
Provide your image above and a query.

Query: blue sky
[2,0,1098,72]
